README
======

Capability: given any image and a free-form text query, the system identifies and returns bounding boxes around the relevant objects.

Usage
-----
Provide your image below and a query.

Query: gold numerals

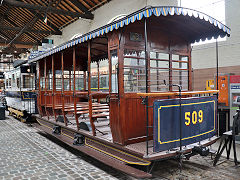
[185,110,203,126]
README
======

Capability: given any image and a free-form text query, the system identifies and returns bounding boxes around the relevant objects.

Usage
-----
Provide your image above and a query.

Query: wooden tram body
[29,7,230,178]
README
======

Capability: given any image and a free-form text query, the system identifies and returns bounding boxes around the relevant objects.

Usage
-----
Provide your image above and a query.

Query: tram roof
[29,6,231,63]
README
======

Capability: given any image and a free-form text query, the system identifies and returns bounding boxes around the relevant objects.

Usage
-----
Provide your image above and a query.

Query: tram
[5,61,37,122]
[28,6,230,178]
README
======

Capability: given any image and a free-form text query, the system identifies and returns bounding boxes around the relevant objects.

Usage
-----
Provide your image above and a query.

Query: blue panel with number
[21,91,36,101]
[153,96,217,152]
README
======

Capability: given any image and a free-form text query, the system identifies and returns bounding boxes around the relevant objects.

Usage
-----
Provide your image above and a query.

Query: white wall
[48,0,177,46]
[192,0,240,69]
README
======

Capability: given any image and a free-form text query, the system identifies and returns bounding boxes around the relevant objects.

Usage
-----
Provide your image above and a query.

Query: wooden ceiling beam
[0,39,40,46]
[4,0,94,19]
[0,25,62,35]
[29,10,62,33]
[71,0,92,15]
[2,15,42,46]
[0,31,11,40]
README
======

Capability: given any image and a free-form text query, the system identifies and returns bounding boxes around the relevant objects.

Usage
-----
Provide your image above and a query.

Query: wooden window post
[88,41,96,136]
[73,46,80,130]
[61,52,67,126]
[52,55,57,121]
[44,58,49,120]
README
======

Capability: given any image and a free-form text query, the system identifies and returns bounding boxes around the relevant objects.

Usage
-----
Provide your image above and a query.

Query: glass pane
[111,50,118,93]
[172,70,188,91]
[150,52,169,60]
[150,69,169,92]
[23,75,34,89]
[76,71,84,91]
[55,71,62,90]
[181,62,188,69]
[124,58,145,66]
[124,49,145,58]
[158,53,169,60]
[91,62,98,91]
[124,67,146,92]
[99,59,109,91]
[172,62,180,69]
[150,60,169,69]
[124,49,146,92]
[181,56,189,62]
[172,54,180,60]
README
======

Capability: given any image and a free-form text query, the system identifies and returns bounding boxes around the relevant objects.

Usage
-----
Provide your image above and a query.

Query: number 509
[185,110,203,126]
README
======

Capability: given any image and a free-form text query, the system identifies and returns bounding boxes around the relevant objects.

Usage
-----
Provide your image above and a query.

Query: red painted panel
[230,75,240,83]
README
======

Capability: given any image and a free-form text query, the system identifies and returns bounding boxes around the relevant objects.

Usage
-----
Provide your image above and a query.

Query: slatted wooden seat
[53,103,108,110]
[76,108,109,115]
[64,106,109,112]
[92,113,109,119]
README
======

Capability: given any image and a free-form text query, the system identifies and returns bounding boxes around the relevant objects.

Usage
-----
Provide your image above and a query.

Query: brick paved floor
[0,115,240,180]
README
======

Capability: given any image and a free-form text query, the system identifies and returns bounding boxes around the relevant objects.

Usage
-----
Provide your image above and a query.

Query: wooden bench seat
[64,106,109,112]
[76,109,109,115]
[53,103,108,110]
[92,113,109,118]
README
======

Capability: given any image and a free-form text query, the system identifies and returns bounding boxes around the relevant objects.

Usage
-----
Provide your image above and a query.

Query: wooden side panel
[110,97,122,144]
[109,21,191,145]
[124,98,146,140]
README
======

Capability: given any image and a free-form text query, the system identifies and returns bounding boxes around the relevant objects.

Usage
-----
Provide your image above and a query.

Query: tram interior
[37,14,219,154]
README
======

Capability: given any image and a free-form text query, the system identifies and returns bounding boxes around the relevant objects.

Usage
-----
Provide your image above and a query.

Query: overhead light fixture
[14,50,17,53]
[44,15,47,24]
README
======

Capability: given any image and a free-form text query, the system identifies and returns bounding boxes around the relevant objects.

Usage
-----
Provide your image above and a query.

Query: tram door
[109,49,122,143]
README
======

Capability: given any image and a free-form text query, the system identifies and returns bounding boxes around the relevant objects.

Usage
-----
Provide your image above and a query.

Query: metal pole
[216,40,219,91]
[144,17,149,156]
[179,86,182,151]
[216,39,219,136]
[179,85,183,172]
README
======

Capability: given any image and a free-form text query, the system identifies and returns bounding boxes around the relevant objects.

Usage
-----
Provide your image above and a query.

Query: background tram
[29,6,230,178]
[4,61,37,122]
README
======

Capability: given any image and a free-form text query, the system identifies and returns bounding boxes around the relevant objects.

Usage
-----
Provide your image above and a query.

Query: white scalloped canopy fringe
[29,6,230,62]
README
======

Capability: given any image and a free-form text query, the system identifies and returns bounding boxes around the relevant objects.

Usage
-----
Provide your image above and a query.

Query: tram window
[181,56,188,62]
[150,52,169,60]
[150,60,169,69]
[74,71,84,91]
[124,49,145,58]
[99,59,109,91]
[172,70,188,91]
[62,71,70,90]
[40,77,45,90]
[16,78,20,88]
[149,52,170,92]
[12,74,15,84]
[23,75,34,88]
[55,72,62,90]
[172,54,180,60]
[91,62,98,91]
[172,62,188,69]
[9,78,11,87]
[171,55,189,91]
[111,50,118,93]
[124,49,146,92]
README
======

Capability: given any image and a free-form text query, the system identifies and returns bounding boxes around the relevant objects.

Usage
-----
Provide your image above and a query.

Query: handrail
[136,90,219,97]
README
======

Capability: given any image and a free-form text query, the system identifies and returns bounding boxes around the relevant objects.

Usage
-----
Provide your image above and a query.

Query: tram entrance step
[85,138,150,166]
[33,120,152,178]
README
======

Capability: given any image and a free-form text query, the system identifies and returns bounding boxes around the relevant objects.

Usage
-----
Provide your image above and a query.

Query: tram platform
[0,112,240,180]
